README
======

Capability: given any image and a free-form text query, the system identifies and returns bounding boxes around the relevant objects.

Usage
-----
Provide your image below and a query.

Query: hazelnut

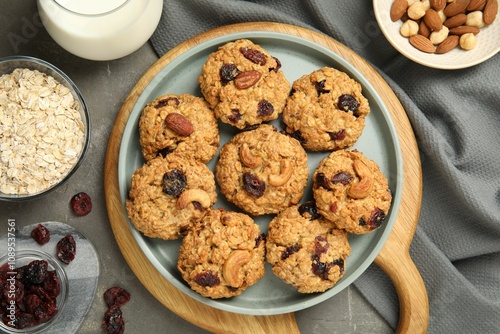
[400,19,420,36]
[459,33,478,50]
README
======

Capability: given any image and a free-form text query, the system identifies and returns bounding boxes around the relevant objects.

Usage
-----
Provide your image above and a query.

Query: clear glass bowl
[0,56,90,201]
[0,249,69,333]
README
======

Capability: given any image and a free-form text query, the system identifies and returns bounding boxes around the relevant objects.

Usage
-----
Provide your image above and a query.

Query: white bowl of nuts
[374,0,499,69]
[0,56,90,201]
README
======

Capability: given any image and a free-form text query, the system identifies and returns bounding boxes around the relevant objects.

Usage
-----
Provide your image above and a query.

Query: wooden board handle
[375,245,429,333]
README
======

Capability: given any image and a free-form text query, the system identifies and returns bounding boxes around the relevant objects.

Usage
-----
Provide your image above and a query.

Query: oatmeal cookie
[266,202,351,293]
[125,154,217,240]
[177,208,266,299]
[198,39,290,129]
[282,67,370,151]
[215,124,308,215]
[139,93,219,162]
[312,150,392,234]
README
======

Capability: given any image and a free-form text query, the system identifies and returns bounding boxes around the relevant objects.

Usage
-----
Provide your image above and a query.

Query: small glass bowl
[0,56,90,201]
[0,250,69,333]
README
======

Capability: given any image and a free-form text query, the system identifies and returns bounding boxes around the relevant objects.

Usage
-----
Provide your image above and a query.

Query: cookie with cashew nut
[177,208,266,299]
[198,39,290,129]
[312,149,392,234]
[125,154,217,240]
[282,67,370,151]
[139,93,219,163]
[266,202,351,293]
[215,124,308,215]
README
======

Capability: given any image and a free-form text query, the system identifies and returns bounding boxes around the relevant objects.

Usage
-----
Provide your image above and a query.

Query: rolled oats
[0,68,85,195]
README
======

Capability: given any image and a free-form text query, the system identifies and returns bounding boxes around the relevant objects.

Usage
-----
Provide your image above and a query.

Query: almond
[436,35,460,53]
[449,25,481,34]
[419,20,432,37]
[424,9,444,30]
[234,70,261,89]
[444,0,470,16]
[483,0,498,24]
[391,0,408,21]
[431,0,447,10]
[444,13,467,28]
[165,113,194,136]
[467,0,486,11]
[409,34,436,53]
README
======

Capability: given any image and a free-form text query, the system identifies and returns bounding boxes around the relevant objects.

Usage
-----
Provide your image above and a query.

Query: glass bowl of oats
[0,56,90,201]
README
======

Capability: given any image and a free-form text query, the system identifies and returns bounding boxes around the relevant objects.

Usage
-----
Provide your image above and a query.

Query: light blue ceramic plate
[118,31,403,315]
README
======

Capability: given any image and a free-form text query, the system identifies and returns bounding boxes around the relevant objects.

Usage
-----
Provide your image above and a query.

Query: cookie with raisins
[198,39,290,129]
[126,154,217,240]
[139,93,219,162]
[215,124,308,216]
[177,208,266,299]
[312,149,392,234]
[266,202,351,293]
[282,67,370,151]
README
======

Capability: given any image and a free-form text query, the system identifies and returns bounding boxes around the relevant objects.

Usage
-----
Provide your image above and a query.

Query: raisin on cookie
[266,202,351,293]
[198,39,290,129]
[139,93,219,162]
[215,124,308,216]
[312,149,392,234]
[126,154,217,240]
[282,67,370,151]
[177,208,266,299]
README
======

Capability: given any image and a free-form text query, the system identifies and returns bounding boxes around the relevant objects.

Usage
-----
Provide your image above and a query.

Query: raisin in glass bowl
[0,250,69,333]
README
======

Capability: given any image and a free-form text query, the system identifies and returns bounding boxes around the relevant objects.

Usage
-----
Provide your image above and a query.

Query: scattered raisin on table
[104,286,131,308]
[31,223,51,245]
[102,304,125,334]
[70,192,93,216]
[56,234,76,265]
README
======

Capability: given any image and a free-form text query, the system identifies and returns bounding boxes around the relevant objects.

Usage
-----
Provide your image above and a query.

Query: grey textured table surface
[0,1,393,333]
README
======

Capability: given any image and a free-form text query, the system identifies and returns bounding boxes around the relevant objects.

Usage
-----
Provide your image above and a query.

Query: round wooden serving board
[104,22,428,333]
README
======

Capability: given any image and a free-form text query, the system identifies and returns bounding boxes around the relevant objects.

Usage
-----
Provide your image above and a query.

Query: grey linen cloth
[150,1,500,333]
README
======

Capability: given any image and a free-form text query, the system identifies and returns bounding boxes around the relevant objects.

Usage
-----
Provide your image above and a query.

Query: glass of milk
[37,0,163,61]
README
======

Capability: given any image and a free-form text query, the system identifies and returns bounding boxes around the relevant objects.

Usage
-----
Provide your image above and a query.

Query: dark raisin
[242,172,265,198]
[333,258,345,274]
[337,94,360,114]
[288,130,306,145]
[194,271,220,287]
[157,147,173,158]
[315,80,330,94]
[368,208,386,229]
[42,270,60,298]
[220,63,240,84]
[228,109,242,123]
[30,223,51,245]
[298,202,321,220]
[359,217,367,226]
[23,260,48,286]
[102,304,125,334]
[24,293,43,314]
[56,234,76,265]
[155,97,179,108]
[281,245,300,260]
[257,99,274,116]
[255,233,266,248]
[104,286,131,308]
[162,169,187,197]
[240,47,266,65]
[12,312,35,329]
[314,236,329,256]
[315,172,331,190]
[328,129,347,141]
[227,286,239,292]
[270,56,282,72]
[332,172,354,185]
[311,254,331,280]
[70,192,92,216]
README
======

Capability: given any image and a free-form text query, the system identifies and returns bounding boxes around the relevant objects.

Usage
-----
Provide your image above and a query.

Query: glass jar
[37,0,163,61]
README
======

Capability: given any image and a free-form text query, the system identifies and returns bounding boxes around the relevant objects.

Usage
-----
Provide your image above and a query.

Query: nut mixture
[391,0,498,53]
[0,68,85,195]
